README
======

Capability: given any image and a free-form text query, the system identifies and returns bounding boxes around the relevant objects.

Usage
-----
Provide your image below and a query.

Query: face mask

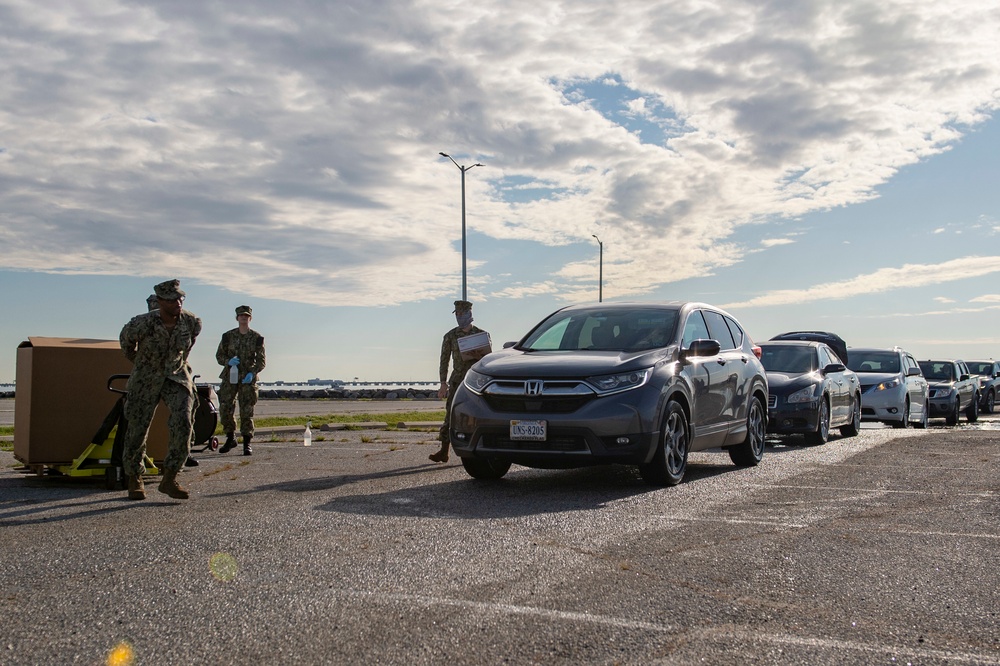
[456,312,473,328]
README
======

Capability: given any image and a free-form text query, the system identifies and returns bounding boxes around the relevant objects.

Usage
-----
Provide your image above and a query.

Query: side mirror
[503,341,517,349]
[682,339,721,360]
[960,374,970,382]
[822,363,846,374]
[906,366,921,376]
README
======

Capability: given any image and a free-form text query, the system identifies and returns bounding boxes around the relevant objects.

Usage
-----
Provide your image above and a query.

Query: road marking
[337,589,999,663]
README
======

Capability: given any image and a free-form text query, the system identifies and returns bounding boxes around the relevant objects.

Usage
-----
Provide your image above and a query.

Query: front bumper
[766,399,821,434]
[449,384,663,467]
[927,395,957,418]
[860,385,906,424]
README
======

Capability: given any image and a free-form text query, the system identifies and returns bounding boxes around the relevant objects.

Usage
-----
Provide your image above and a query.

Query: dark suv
[918,359,980,425]
[966,360,1000,414]
[450,302,768,486]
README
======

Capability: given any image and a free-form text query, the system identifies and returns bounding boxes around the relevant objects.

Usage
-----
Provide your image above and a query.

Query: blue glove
[242,372,254,384]
[227,356,240,366]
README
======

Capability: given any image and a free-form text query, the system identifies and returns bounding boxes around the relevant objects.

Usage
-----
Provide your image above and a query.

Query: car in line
[758,340,861,445]
[769,330,850,366]
[918,359,980,425]
[965,359,1000,414]
[449,302,768,486]
[845,347,929,428]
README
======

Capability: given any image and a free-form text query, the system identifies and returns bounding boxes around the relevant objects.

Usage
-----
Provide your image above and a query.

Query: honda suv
[918,359,980,425]
[450,302,768,486]
[846,347,929,428]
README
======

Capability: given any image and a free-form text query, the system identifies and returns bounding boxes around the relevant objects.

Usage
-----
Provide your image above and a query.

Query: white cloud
[760,238,795,248]
[1,0,999,306]
[722,256,1000,308]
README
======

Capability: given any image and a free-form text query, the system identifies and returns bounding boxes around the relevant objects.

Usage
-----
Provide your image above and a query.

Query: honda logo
[525,380,543,396]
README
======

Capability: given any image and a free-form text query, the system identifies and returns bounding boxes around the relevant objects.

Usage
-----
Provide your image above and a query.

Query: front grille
[860,384,875,393]
[483,395,593,414]
[480,433,588,452]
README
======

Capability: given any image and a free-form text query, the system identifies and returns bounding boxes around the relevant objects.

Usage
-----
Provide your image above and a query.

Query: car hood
[926,380,956,390]
[854,372,900,384]
[765,371,820,393]
[474,347,673,378]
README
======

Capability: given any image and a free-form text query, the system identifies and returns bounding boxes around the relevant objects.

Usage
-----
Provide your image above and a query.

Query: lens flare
[209,551,238,582]
[107,641,134,666]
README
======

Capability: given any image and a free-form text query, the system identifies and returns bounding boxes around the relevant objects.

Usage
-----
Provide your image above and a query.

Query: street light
[592,234,603,302]
[439,152,484,302]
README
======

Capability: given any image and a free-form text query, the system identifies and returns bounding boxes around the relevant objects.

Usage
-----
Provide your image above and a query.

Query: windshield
[847,351,900,373]
[521,308,679,352]
[967,362,993,376]
[918,362,953,381]
[759,346,816,374]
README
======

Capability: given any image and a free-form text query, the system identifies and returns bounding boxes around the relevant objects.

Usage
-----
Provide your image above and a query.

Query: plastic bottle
[229,364,238,384]
[303,421,312,447]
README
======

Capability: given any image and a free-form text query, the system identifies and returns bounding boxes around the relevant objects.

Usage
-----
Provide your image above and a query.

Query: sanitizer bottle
[304,421,312,447]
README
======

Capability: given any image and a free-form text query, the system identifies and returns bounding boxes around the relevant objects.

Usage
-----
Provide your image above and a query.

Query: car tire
[984,390,995,414]
[806,397,831,445]
[945,399,959,426]
[839,395,861,437]
[966,394,979,423]
[729,395,765,467]
[638,399,689,486]
[461,457,511,480]
[891,400,911,429]
[914,401,928,429]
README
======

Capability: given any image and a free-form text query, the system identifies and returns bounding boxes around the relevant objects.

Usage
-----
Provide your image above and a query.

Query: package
[14,337,170,465]
[458,331,492,362]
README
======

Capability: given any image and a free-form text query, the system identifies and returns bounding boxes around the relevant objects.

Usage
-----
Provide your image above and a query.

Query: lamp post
[592,234,603,302]
[439,152,484,302]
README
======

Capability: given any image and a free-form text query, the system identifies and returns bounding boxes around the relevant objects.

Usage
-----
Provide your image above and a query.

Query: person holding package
[216,305,266,456]
[119,279,202,500]
[431,300,488,463]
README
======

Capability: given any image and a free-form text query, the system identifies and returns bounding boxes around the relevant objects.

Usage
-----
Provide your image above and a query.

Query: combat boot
[219,432,237,453]
[428,442,449,463]
[127,474,146,500]
[242,434,253,456]
[158,469,189,500]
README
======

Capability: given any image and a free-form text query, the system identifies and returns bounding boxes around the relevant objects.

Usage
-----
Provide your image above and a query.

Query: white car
[846,347,929,428]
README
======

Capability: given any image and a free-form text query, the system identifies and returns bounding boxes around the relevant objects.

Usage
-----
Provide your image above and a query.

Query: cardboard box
[458,331,492,362]
[14,337,169,465]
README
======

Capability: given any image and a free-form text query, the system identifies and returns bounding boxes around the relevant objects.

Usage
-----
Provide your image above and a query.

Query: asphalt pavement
[1,410,998,665]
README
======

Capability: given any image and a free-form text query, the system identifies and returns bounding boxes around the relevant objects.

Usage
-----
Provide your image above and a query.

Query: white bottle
[229,364,238,384]
[304,421,312,447]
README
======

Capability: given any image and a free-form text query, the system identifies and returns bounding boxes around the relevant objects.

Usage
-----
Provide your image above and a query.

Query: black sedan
[759,340,862,444]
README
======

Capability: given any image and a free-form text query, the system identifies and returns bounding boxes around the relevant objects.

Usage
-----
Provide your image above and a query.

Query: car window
[818,346,838,367]
[522,308,679,352]
[847,351,900,373]
[903,354,918,374]
[918,362,953,381]
[703,310,737,350]
[760,345,815,373]
[723,315,745,348]
[681,310,711,348]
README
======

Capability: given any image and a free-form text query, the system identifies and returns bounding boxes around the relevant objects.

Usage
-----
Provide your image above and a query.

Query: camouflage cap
[153,279,185,300]
[235,305,252,317]
[453,300,473,313]
[146,294,158,312]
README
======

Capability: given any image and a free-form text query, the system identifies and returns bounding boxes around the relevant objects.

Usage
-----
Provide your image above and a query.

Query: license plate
[510,419,547,441]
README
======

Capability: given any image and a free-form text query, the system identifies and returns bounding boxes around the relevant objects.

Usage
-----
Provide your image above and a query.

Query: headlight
[787,385,817,403]
[874,378,901,391]
[463,369,493,394]
[586,368,652,394]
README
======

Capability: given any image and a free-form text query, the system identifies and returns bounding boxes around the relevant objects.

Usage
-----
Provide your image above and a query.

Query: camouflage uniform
[216,324,266,439]
[438,323,485,446]
[119,298,202,477]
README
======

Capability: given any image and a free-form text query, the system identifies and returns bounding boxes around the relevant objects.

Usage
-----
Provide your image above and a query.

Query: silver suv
[918,359,980,425]
[450,302,768,486]
[846,347,929,428]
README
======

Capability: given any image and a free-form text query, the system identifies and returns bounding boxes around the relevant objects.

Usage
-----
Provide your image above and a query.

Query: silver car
[846,347,929,428]
[449,302,768,486]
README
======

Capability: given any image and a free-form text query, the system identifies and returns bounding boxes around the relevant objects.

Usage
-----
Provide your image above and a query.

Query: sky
[2,0,999,384]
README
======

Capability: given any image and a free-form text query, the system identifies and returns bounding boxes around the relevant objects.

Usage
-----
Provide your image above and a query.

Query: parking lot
[1,404,998,665]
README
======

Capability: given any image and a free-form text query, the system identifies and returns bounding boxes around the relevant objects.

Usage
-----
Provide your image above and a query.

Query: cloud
[722,256,1000,308]
[1,1,999,306]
